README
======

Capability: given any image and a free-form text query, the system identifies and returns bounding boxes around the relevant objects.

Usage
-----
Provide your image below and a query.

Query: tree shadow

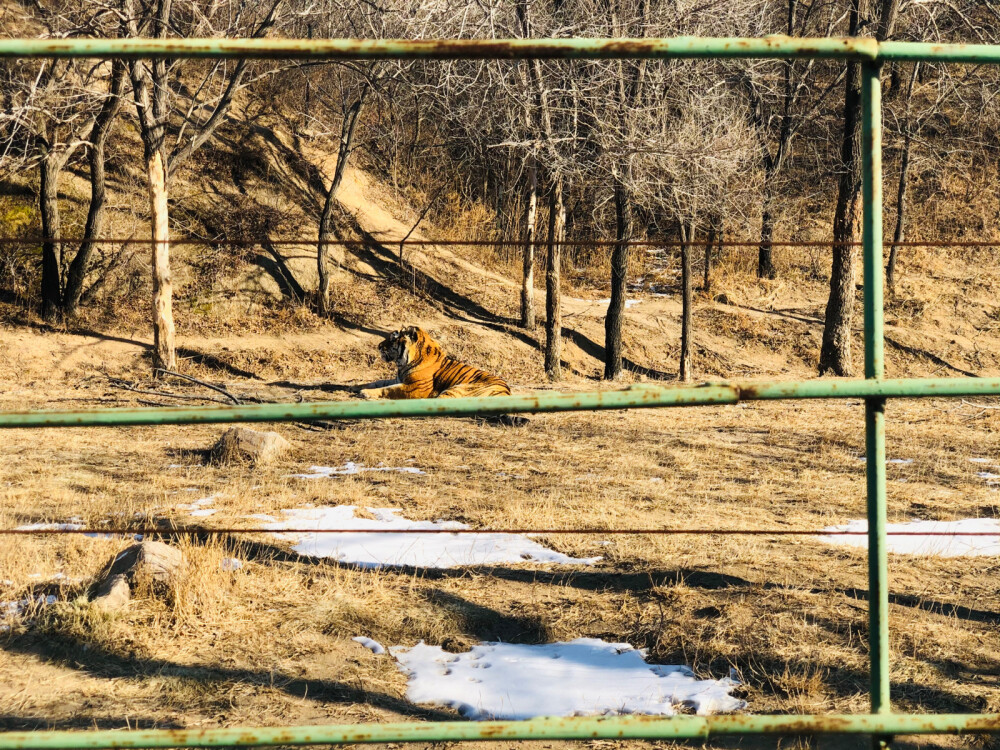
[559,326,675,380]
[422,589,549,644]
[165,446,213,464]
[332,209,520,330]
[265,380,360,393]
[0,714,185,731]
[3,630,454,722]
[3,319,263,380]
[252,248,306,303]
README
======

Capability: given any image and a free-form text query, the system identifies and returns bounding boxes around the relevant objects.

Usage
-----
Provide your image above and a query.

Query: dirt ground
[3,150,1000,749]
[2,326,1000,750]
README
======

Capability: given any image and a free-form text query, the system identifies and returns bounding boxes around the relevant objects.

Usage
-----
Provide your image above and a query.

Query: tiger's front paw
[358,388,383,400]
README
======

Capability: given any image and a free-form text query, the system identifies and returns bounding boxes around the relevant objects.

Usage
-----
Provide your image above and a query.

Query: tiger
[357,326,511,400]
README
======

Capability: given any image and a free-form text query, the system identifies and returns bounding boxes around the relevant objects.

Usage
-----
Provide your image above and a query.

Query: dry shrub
[0,198,39,310]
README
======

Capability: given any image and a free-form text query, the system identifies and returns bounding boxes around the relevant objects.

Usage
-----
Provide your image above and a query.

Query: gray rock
[210,426,290,465]
[91,540,185,611]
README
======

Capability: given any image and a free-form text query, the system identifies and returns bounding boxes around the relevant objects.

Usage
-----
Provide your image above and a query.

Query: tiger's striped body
[359,327,510,400]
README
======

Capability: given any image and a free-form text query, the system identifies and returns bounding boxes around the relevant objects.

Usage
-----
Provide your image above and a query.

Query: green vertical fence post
[862,57,891,747]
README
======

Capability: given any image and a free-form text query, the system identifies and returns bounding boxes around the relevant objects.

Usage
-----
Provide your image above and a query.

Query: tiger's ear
[402,326,421,341]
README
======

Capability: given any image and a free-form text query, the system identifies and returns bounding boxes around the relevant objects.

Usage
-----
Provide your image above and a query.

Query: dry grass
[4,219,1000,746]
[5,106,1000,750]
[2,372,1000,749]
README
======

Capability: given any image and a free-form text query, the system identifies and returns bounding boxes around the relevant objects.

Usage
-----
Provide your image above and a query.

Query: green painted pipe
[2,714,1000,748]
[860,61,891,736]
[3,37,1000,65]
[878,40,1000,63]
[0,36,879,61]
[0,379,998,429]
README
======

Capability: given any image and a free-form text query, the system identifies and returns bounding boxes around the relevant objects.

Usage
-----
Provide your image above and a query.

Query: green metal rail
[1,378,999,428]
[3,714,1000,748]
[1,34,999,749]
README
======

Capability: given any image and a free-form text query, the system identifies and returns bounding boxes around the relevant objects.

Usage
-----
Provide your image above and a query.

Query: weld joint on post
[860,38,881,61]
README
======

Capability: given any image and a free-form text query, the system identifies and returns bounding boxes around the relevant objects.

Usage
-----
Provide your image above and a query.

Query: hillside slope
[3,111,1000,390]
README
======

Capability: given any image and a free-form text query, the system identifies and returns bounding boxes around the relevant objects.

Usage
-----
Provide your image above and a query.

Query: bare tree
[630,73,760,382]
[819,0,898,376]
[521,156,538,329]
[317,82,369,315]
[63,61,127,317]
[544,176,565,379]
[886,61,918,295]
[123,0,284,371]
[0,8,127,321]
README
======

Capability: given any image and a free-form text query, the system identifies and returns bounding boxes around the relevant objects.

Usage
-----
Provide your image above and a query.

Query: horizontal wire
[3,527,998,537]
[0,237,998,248]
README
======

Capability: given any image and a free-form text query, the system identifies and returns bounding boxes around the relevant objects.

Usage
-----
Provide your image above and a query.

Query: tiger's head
[377,326,443,371]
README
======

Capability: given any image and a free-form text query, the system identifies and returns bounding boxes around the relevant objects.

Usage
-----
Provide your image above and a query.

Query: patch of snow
[15,523,84,532]
[220,558,243,571]
[289,462,426,479]
[855,458,913,464]
[14,522,126,541]
[353,636,386,655]
[387,638,745,719]
[189,508,219,517]
[819,518,1000,557]
[1,594,57,619]
[177,495,218,512]
[969,458,994,464]
[976,472,1000,482]
[595,298,641,308]
[262,505,601,569]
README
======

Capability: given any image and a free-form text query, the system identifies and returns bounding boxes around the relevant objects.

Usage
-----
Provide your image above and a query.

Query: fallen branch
[108,378,231,405]
[960,399,1000,410]
[155,368,242,404]
[294,420,348,432]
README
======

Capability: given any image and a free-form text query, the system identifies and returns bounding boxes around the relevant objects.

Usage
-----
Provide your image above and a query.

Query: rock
[210,426,290,465]
[92,574,131,611]
[91,541,185,612]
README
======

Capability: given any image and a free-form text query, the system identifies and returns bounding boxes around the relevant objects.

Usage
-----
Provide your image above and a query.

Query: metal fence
[0,35,999,749]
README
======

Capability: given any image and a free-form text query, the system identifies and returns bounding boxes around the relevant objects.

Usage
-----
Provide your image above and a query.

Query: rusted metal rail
[2,32,999,750]
[0,236,997,247]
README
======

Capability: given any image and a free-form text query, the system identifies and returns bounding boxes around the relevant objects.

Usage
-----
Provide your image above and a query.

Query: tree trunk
[886,127,911,296]
[604,179,631,380]
[758,192,777,280]
[318,90,366,316]
[819,0,865,377]
[521,158,537,329]
[63,142,107,317]
[886,61,918,296]
[703,223,716,293]
[147,147,175,371]
[819,0,898,376]
[64,61,125,317]
[38,147,63,321]
[126,0,175,373]
[544,178,564,381]
[679,221,694,382]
